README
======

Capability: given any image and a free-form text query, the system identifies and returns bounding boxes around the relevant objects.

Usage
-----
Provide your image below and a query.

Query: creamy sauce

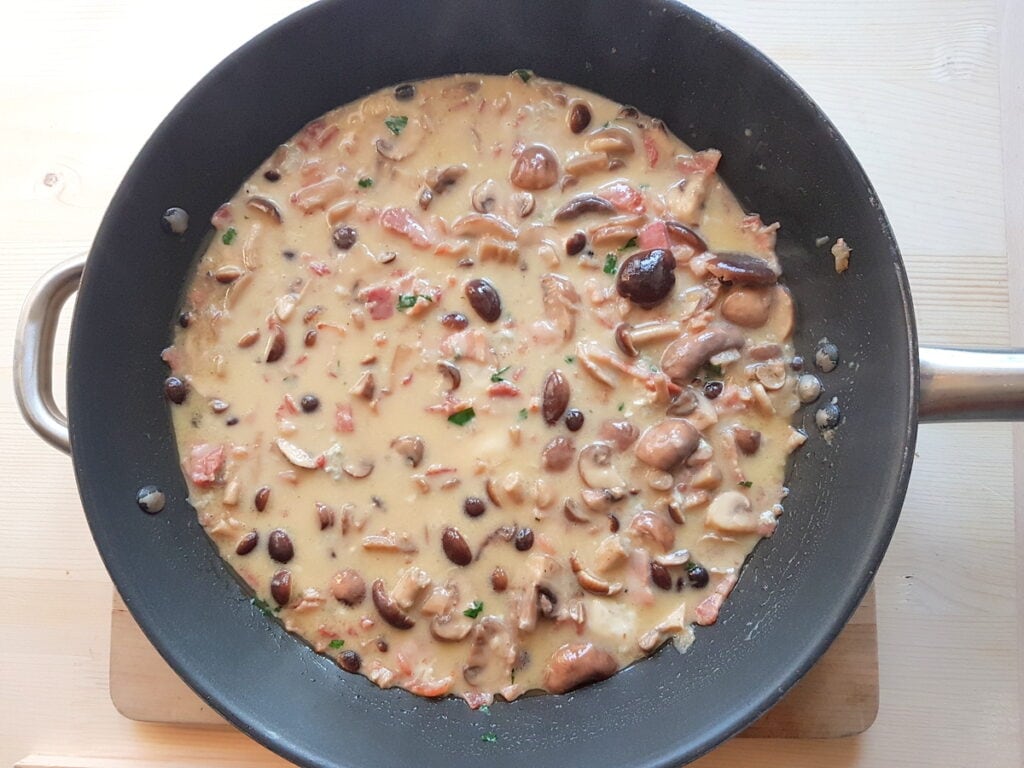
[164,74,803,707]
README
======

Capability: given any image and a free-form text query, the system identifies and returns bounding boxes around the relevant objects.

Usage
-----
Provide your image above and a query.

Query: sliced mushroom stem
[569,553,623,596]
[371,579,415,629]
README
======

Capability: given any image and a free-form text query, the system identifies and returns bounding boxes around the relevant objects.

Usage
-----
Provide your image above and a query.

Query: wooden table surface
[2,2,1021,766]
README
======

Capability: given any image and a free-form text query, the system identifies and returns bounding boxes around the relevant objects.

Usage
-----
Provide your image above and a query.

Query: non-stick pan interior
[69,1,916,766]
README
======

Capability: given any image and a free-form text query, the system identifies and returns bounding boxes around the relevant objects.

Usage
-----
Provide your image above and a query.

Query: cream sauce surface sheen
[166,73,804,707]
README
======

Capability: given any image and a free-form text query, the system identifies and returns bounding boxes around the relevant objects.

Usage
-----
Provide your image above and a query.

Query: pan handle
[13,254,86,453]
[919,346,1024,422]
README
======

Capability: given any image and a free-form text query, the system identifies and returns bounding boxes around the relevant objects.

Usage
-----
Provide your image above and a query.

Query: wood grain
[3,2,1020,768]
[106,588,879,738]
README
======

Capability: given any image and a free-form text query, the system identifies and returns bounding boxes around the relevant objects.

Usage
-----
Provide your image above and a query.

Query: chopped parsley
[329,638,345,649]
[384,115,409,135]
[480,705,491,715]
[639,183,651,190]
[704,363,724,378]
[358,177,374,188]
[490,365,511,383]
[603,253,618,275]
[222,227,237,245]
[448,407,476,426]
[617,402,625,412]
[564,355,575,364]
[517,408,528,421]
[512,68,534,83]
[463,600,484,618]
[618,236,638,251]
[738,480,753,488]
[396,293,432,310]
[481,732,498,744]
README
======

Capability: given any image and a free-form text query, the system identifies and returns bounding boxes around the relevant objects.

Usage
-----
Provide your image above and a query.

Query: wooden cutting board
[109,587,878,738]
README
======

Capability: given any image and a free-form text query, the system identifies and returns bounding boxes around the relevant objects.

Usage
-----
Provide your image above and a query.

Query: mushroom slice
[431,611,475,642]
[246,195,283,223]
[654,549,691,567]
[391,435,425,467]
[463,617,517,689]
[705,252,779,286]
[754,360,788,391]
[580,486,627,512]
[563,497,590,524]
[361,530,419,554]
[578,443,626,489]
[553,194,617,221]
[274,438,317,469]
[540,273,581,341]
[451,213,517,240]
[585,124,635,156]
[704,491,760,533]
[425,163,468,193]
[627,510,676,552]
[342,459,374,479]
[660,327,745,384]
[390,566,432,610]
[436,360,461,391]
[371,578,415,630]
[471,178,499,213]
[570,553,622,596]
[638,604,690,653]
[634,419,701,471]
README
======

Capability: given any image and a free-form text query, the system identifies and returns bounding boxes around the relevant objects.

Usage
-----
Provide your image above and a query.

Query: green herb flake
[222,227,237,245]
[358,177,374,188]
[617,402,625,412]
[329,638,345,649]
[564,356,575,364]
[517,408,528,421]
[481,732,498,744]
[603,253,618,275]
[449,407,476,426]
[480,705,491,715]
[490,365,511,383]
[639,183,651,190]
[738,480,753,488]
[384,115,409,135]
[618,236,638,251]
[396,293,432,311]
[704,363,724,378]
[512,68,534,83]
[463,600,484,618]
[251,596,274,617]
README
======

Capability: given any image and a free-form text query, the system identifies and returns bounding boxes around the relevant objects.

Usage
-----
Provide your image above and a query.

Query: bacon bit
[425,465,457,476]
[317,626,341,638]
[315,454,327,469]
[637,220,671,251]
[642,132,660,168]
[380,207,434,248]
[296,119,340,151]
[694,573,738,626]
[406,676,453,698]
[360,285,395,321]
[487,381,521,398]
[597,181,646,214]
[434,241,470,258]
[425,394,475,416]
[299,160,327,185]
[276,395,299,419]
[740,214,781,252]
[211,203,233,229]
[308,261,331,276]
[676,149,721,176]
[187,444,225,487]
[335,404,355,433]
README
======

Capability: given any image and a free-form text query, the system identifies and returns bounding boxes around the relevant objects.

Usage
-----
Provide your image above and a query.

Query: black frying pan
[14,2,1024,767]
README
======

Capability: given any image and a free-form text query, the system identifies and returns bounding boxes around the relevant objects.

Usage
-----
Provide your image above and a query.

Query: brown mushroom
[580,486,628,512]
[425,164,468,193]
[597,419,639,451]
[585,125,635,156]
[331,568,366,606]
[705,252,779,286]
[664,221,708,253]
[342,460,374,479]
[754,361,788,391]
[563,497,590,523]
[511,144,559,190]
[451,213,517,240]
[733,426,762,455]
[543,642,618,694]
[471,178,499,213]
[391,435,425,467]
[264,325,286,363]
[721,288,774,327]
[569,553,623,596]
[628,510,676,552]
[660,328,745,384]
[578,443,626,489]
[553,194,617,221]
[634,419,701,472]
[542,369,571,425]
[371,579,415,629]
[541,436,576,472]
[246,195,283,223]
[436,360,461,391]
